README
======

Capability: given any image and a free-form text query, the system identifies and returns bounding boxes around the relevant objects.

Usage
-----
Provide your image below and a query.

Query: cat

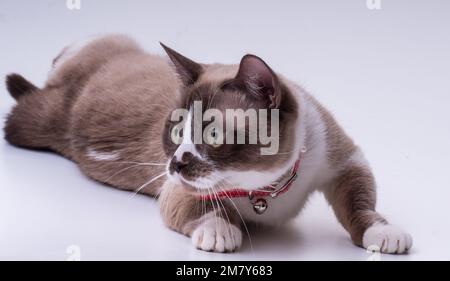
[4,34,412,254]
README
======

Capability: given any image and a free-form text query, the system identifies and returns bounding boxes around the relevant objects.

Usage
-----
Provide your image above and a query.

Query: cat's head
[161,44,300,193]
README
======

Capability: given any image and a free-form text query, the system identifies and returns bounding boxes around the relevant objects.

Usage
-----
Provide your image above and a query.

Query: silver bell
[252,198,268,215]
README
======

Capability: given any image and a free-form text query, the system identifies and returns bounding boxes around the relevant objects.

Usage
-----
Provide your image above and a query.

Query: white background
[0,0,449,260]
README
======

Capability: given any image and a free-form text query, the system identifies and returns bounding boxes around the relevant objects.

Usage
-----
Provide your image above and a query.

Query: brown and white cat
[4,35,412,254]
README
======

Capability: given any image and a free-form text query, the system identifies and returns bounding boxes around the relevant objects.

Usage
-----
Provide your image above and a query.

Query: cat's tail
[6,73,39,100]
[4,73,70,155]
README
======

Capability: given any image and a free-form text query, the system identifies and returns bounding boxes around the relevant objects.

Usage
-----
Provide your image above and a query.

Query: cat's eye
[205,127,222,148]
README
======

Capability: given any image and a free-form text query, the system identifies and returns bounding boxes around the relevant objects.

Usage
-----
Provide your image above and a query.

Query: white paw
[191,216,242,253]
[363,223,413,254]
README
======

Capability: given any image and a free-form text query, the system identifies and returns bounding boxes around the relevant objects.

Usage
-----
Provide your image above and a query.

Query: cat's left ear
[160,43,203,86]
[226,54,281,109]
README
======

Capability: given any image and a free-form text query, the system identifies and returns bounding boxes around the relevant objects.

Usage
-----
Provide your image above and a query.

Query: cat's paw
[362,223,413,254]
[191,216,242,253]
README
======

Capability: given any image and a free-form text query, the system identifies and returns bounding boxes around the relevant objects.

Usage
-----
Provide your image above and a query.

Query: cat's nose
[173,161,187,173]
[170,158,188,173]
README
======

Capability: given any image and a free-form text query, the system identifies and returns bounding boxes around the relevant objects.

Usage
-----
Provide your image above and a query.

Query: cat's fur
[4,35,412,254]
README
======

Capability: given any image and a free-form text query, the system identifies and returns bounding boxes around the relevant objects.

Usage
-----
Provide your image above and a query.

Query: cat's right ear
[160,43,203,86]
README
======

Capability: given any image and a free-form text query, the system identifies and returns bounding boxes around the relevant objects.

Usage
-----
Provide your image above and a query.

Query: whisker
[212,185,235,249]
[217,178,254,251]
[113,161,166,166]
[104,164,144,182]
[206,188,218,236]
[104,159,166,183]
[201,186,206,219]
[151,185,164,200]
[130,172,167,198]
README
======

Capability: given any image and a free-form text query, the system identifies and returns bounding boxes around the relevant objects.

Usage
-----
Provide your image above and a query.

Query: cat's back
[73,37,180,116]
[59,35,180,171]
[48,34,142,86]
[48,34,180,104]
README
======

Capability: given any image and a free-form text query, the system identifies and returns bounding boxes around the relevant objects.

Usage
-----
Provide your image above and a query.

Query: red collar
[199,159,301,201]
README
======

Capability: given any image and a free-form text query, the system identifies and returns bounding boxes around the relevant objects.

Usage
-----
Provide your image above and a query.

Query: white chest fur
[228,91,334,225]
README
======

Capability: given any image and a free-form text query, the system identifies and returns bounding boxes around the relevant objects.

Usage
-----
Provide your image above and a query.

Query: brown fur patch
[324,165,387,246]
[306,94,357,169]
[5,73,39,100]
[307,93,387,246]
[162,66,299,183]
[4,35,180,196]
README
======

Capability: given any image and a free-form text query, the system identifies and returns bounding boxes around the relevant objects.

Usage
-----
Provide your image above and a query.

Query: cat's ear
[160,43,203,86]
[226,54,281,109]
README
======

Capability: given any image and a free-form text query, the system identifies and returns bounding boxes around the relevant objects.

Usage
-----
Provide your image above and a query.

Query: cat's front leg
[324,164,412,254]
[159,180,243,252]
